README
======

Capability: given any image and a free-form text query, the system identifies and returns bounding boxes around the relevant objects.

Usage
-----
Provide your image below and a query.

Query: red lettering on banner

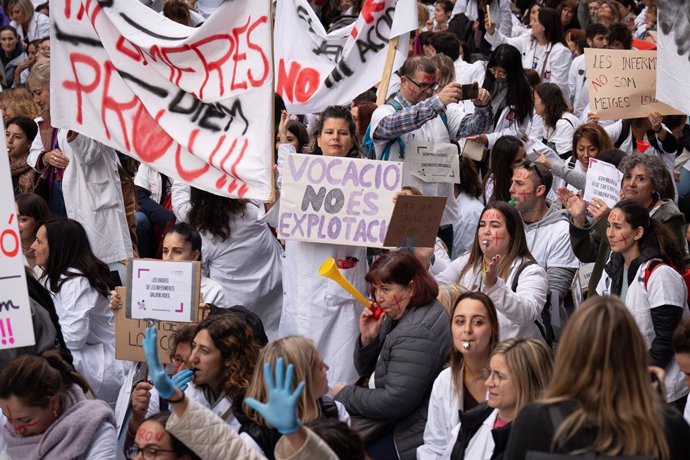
[230,18,250,92]
[246,16,269,87]
[361,0,386,23]
[219,138,239,174]
[208,135,227,166]
[190,35,232,98]
[175,144,210,182]
[276,59,320,104]
[133,108,174,162]
[62,53,102,124]
[116,36,146,64]
[101,61,139,150]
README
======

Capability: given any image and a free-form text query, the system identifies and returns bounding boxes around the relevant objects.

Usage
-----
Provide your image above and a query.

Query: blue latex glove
[171,368,194,393]
[143,326,176,399]
[244,357,305,435]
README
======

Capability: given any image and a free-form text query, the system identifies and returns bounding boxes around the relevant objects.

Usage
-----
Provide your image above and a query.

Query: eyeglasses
[405,76,439,92]
[126,446,176,459]
[486,369,509,385]
[488,67,508,78]
[522,160,546,186]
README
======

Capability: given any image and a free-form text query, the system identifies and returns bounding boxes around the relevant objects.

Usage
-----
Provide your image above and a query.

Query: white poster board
[278,153,402,247]
[407,141,460,184]
[126,260,200,323]
[584,158,623,208]
[0,117,34,349]
[656,5,690,116]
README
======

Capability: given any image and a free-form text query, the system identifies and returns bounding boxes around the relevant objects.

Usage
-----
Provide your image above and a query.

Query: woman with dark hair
[418,291,500,459]
[0,351,117,459]
[559,154,685,294]
[30,218,124,408]
[453,156,486,256]
[0,26,25,89]
[275,118,309,154]
[505,296,690,459]
[557,0,580,30]
[437,201,549,340]
[15,191,49,268]
[467,45,534,150]
[333,251,451,460]
[170,183,283,339]
[351,100,377,145]
[129,412,200,460]
[596,200,689,406]
[7,114,37,195]
[270,106,369,386]
[485,7,572,99]
[538,122,613,191]
[482,135,527,203]
[533,82,582,158]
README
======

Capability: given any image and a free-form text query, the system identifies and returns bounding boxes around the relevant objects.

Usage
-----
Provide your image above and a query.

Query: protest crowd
[5,0,690,459]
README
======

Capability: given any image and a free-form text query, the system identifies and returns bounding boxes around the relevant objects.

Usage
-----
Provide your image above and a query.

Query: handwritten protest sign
[126,260,200,323]
[274,0,417,113]
[0,118,34,350]
[584,158,624,208]
[52,0,273,200]
[656,7,690,116]
[408,141,460,184]
[115,287,208,363]
[383,195,446,248]
[278,153,402,247]
[585,48,681,119]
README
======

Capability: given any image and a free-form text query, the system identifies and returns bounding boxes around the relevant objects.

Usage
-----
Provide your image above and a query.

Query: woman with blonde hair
[241,336,350,458]
[504,295,690,459]
[0,87,40,123]
[443,337,553,459]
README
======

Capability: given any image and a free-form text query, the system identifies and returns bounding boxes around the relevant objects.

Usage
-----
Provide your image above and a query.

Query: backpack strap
[614,119,631,148]
[643,259,666,290]
[511,260,537,292]
[567,155,577,169]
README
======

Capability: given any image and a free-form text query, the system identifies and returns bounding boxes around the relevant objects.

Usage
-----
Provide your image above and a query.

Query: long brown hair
[449,291,500,399]
[458,201,535,282]
[194,315,259,400]
[572,123,613,161]
[543,296,669,459]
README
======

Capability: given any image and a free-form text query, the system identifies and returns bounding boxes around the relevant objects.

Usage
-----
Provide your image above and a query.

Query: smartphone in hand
[460,82,479,100]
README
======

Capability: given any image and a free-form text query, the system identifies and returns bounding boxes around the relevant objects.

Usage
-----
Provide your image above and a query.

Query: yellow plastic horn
[319,258,370,308]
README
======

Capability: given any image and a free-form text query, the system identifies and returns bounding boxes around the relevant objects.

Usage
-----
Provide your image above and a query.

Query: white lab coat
[452,193,484,258]
[59,131,133,264]
[436,254,548,339]
[486,105,532,150]
[485,31,572,100]
[440,409,499,459]
[454,60,486,86]
[11,11,50,43]
[569,54,589,117]
[171,183,283,340]
[47,273,126,408]
[281,239,368,385]
[451,0,513,38]
[604,120,676,173]
[418,367,462,460]
[134,164,163,203]
[539,112,582,157]
[596,261,690,402]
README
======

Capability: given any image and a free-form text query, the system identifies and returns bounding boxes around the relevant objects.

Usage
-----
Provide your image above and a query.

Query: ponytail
[0,350,92,407]
[646,219,685,271]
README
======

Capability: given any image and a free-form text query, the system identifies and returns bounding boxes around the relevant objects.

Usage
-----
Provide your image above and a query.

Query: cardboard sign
[585,48,682,119]
[462,138,486,161]
[115,287,208,363]
[584,158,624,208]
[408,141,460,184]
[52,0,274,200]
[274,0,417,113]
[126,260,201,323]
[278,153,403,247]
[0,117,34,350]
[383,195,446,248]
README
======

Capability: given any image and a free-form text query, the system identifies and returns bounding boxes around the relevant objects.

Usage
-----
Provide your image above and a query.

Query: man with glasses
[509,161,578,345]
[369,55,492,254]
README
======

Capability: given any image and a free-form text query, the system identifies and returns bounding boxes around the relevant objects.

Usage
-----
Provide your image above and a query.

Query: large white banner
[656,0,690,115]
[0,116,35,350]
[275,0,417,114]
[52,0,273,200]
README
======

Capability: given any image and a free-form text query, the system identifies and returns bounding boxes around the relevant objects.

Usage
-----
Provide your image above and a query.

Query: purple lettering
[342,216,357,239]
[359,163,374,187]
[367,220,379,242]
[287,154,309,181]
[325,158,343,185]
[327,216,341,239]
[362,191,378,216]
[354,219,368,242]
[307,214,320,238]
[307,157,326,183]
[383,164,401,191]
[341,161,360,187]
[346,190,363,216]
